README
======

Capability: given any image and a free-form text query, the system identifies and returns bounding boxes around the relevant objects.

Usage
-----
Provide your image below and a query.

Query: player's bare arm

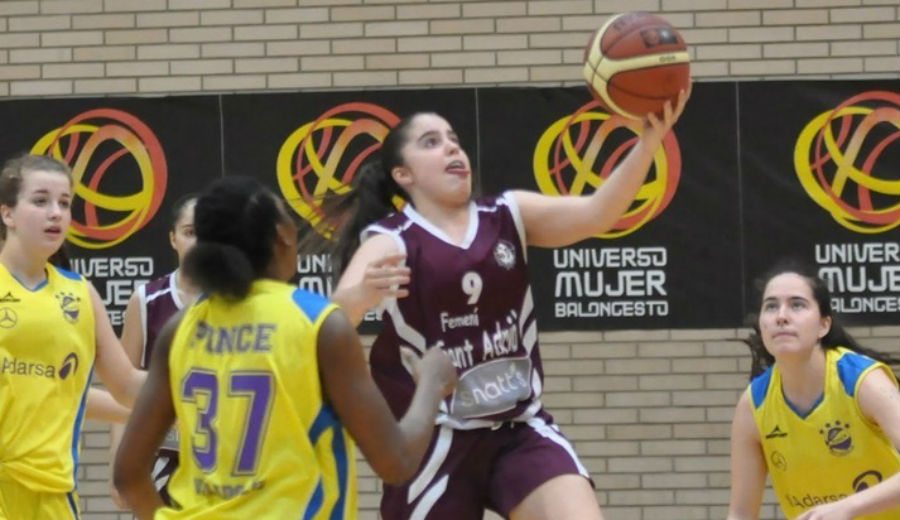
[114,313,181,519]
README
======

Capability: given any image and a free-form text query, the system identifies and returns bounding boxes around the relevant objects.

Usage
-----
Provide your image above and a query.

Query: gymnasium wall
[1,1,898,519]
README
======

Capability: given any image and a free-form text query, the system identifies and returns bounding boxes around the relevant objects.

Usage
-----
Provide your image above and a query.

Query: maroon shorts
[380,412,591,519]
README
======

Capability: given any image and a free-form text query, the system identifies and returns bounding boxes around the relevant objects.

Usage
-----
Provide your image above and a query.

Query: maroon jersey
[137,271,185,369]
[365,193,544,429]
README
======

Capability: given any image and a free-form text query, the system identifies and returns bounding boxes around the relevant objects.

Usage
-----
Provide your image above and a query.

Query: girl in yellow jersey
[113,176,457,520]
[727,261,900,520]
[0,154,146,519]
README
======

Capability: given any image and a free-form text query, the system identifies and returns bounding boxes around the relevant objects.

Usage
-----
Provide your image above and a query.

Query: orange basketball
[583,12,690,120]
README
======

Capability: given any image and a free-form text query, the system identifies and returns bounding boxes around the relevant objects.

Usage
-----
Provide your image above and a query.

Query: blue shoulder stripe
[750,366,774,409]
[836,350,876,397]
[291,288,330,322]
[54,266,82,281]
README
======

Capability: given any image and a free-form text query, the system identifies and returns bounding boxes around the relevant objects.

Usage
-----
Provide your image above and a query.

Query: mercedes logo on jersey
[0,307,17,329]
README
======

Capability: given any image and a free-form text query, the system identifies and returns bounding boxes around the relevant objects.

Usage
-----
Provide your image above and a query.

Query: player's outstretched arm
[90,283,146,407]
[512,87,690,249]
[109,290,147,508]
[113,313,181,519]
[726,391,766,520]
[795,369,900,520]
[86,387,130,423]
[317,308,456,484]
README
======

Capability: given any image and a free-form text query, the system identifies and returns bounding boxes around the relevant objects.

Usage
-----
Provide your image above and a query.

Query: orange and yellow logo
[277,102,400,231]
[533,101,681,239]
[31,108,168,249]
[794,91,900,234]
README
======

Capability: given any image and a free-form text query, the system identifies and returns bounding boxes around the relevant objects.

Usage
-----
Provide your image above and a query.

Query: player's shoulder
[474,193,508,210]
[50,264,84,282]
[145,272,173,292]
[475,192,521,225]
[748,366,775,409]
[48,265,92,297]
[373,209,409,229]
[141,273,174,302]
[287,287,335,324]
[833,347,891,397]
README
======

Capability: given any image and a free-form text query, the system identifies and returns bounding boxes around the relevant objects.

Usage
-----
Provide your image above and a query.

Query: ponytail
[183,242,255,300]
[299,113,428,275]
[188,176,282,300]
[302,159,405,275]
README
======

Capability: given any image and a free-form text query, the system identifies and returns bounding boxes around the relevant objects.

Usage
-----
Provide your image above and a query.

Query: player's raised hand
[362,252,411,302]
[643,85,691,141]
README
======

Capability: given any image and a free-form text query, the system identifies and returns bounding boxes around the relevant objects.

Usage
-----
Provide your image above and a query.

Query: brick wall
[1,0,898,97]
[2,1,898,519]
[79,327,900,519]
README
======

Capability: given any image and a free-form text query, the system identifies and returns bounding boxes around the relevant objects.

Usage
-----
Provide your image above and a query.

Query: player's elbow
[112,452,144,498]
[112,461,135,496]
[372,455,420,485]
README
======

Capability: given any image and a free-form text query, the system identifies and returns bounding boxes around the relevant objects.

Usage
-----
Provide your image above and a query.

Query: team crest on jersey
[55,291,81,323]
[494,240,516,270]
[0,307,17,329]
[820,420,853,456]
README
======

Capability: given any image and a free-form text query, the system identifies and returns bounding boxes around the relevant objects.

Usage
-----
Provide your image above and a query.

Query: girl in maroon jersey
[109,194,199,509]
[304,89,689,519]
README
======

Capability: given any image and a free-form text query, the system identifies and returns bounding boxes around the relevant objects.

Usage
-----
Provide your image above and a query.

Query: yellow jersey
[0,264,95,493]
[160,280,357,520]
[749,346,900,519]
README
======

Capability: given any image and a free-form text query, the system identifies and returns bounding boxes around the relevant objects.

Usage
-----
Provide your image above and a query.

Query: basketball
[583,12,690,120]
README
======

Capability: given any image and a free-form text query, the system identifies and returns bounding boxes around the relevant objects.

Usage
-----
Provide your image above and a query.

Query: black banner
[479,84,742,329]
[0,80,897,330]
[740,81,900,324]
[0,96,221,326]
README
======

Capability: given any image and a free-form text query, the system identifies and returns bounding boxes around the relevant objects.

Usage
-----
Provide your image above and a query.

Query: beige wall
[2,1,898,519]
[1,0,899,97]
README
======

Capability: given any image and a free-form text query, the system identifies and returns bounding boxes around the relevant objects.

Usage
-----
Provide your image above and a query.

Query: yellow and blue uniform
[0,264,95,519]
[160,279,357,519]
[749,346,900,519]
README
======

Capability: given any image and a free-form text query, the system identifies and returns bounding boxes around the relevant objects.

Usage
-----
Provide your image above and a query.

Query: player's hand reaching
[641,85,691,146]
[333,239,412,326]
[406,346,458,398]
[360,252,410,305]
